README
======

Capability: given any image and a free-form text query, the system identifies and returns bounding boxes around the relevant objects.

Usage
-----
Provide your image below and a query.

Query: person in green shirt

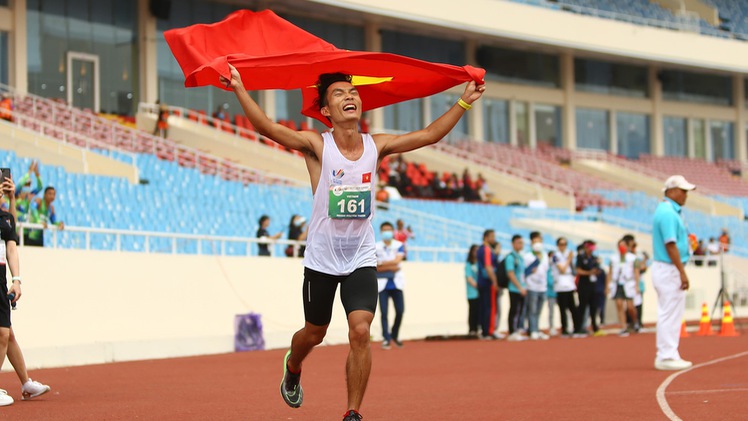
[25,187,64,247]
[13,162,43,224]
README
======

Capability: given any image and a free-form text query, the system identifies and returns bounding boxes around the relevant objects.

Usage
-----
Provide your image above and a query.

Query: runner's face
[322,82,361,123]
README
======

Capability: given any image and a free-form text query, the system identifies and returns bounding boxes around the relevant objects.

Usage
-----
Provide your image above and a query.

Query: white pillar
[138,0,158,104]
[364,21,384,131]
[560,52,576,150]
[650,66,663,156]
[610,111,618,155]
[734,75,746,162]
[9,0,27,94]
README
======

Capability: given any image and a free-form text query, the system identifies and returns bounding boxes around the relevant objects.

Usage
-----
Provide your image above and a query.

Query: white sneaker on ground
[530,332,540,340]
[0,389,13,406]
[538,332,550,340]
[549,328,558,336]
[655,359,693,371]
[507,332,527,342]
[21,379,50,400]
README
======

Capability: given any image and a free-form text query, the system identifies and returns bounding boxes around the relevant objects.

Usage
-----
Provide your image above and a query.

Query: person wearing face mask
[286,215,308,257]
[608,239,640,336]
[375,222,406,349]
[524,232,550,340]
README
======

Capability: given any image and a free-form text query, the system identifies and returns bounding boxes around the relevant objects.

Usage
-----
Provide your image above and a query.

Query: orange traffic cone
[696,302,715,336]
[719,301,740,337]
[680,319,690,338]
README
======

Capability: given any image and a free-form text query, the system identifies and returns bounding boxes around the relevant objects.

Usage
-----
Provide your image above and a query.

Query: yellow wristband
[457,98,472,111]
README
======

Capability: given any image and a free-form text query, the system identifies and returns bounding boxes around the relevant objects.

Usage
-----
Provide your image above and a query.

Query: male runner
[222,64,485,420]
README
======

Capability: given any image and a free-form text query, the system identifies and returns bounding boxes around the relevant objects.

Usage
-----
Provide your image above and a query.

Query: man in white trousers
[651,175,695,371]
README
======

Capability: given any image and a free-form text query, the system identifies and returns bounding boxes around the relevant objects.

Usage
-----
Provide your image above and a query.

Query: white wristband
[11,277,21,284]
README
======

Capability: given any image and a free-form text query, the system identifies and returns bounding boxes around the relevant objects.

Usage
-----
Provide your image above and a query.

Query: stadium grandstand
[0,0,746,386]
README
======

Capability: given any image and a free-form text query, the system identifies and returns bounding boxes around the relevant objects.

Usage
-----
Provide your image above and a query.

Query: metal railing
[16,223,467,262]
[0,83,296,186]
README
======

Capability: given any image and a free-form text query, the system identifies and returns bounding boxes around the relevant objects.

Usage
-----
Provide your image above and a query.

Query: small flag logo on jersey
[332,169,345,179]
[362,172,371,183]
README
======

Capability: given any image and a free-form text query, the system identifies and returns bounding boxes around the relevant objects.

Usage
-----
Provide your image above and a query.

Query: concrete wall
[6,245,726,370]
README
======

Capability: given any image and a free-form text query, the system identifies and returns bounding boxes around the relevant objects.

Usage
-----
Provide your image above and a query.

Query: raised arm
[375,81,486,157]
[221,64,319,154]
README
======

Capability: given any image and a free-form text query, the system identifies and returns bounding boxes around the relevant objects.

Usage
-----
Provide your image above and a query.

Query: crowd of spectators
[378,154,488,202]
[0,161,63,247]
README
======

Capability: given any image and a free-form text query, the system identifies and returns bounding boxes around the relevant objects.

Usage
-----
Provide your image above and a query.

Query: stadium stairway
[0,83,291,188]
[0,114,138,183]
[137,103,310,185]
[570,150,743,218]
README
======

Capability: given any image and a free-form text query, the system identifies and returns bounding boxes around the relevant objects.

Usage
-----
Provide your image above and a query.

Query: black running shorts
[0,280,11,328]
[302,266,378,326]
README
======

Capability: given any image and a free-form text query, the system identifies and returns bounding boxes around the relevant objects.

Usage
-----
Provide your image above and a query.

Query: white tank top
[303,131,378,275]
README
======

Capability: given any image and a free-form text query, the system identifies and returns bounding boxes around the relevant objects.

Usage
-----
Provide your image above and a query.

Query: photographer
[0,173,51,406]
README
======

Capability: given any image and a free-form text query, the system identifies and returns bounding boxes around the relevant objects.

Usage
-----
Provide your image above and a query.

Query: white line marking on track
[656,351,748,421]
[667,388,748,395]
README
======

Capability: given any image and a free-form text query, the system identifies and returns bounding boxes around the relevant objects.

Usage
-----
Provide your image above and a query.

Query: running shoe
[393,339,403,348]
[280,350,303,408]
[654,359,692,371]
[342,409,364,420]
[0,389,13,407]
[21,379,50,400]
[593,330,607,337]
[382,340,391,350]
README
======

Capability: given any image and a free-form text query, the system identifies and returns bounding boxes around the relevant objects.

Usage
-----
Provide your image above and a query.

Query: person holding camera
[0,174,51,406]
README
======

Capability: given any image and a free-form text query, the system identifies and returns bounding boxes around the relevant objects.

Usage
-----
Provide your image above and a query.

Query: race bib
[328,185,371,219]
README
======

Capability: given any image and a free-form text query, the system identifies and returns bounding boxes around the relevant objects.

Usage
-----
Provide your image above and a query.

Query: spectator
[464,244,480,337]
[552,237,582,337]
[285,214,307,257]
[576,240,603,336]
[375,184,389,210]
[491,240,506,339]
[546,251,558,337]
[375,222,406,349]
[256,215,282,257]
[14,161,43,223]
[153,103,169,138]
[629,241,647,329]
[0,93,13,122]
[524,233,550,340]
[505,234,527,341]
[0,176,52,405]
[476,230,499,340]
[609,239,640,336]
[706,237,720,267]
[718,229,730,253]
[213,103,228,121]
[394,219,415,259]
[593,256,608,328]
[25,187,64,247]
[693,240,706,267]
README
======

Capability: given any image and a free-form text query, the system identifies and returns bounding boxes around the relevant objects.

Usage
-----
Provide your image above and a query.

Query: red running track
[0,328,745,420]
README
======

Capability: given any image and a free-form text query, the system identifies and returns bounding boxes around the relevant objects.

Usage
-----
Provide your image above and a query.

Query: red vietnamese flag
[362,172,371,183]
[164,10,485,127]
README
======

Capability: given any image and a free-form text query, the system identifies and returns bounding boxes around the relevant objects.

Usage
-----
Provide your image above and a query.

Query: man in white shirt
[375,222,406,349]
[524,231,550,340]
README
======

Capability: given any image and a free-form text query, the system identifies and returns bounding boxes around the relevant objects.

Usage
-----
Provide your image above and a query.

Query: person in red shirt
[394,219,415,260]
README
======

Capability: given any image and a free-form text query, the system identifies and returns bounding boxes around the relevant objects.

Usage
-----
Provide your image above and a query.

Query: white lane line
[667,388,748,395]
[656,351,748,421]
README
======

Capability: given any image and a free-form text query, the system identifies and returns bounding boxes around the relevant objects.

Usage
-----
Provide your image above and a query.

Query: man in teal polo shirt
[651,175,695,371]
[505,234,527,341]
